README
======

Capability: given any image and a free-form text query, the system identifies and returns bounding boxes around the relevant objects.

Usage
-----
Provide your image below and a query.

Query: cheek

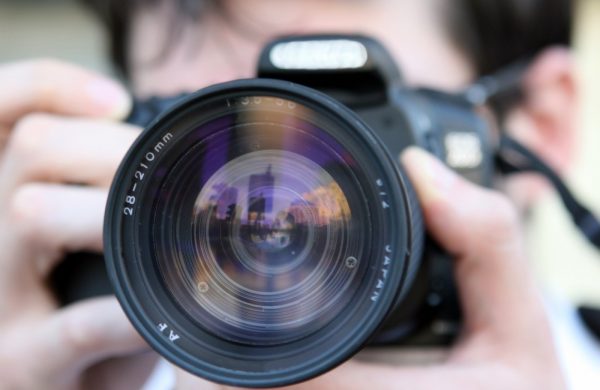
[361,4,474,90]
[381,36,474,91]
[131,17,261,97]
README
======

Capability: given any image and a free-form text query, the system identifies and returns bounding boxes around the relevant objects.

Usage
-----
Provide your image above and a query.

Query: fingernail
[400,147,457,204]
[86,78,131,120]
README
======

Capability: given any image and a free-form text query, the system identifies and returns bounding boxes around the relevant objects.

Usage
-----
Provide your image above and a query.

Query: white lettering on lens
[157,322,181,343]
[154,141,165,153]
[371,244,393,302]
[345,256,358,269]
[125,196,135,206]
[377,180,391,211]
[371,291,380,302]
[198,281,209,293]
[371,177,393,302]
[153,135,173,153]
[123,132,174,217]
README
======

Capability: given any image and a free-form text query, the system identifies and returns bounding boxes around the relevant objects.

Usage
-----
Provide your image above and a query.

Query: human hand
[175,147,566,390]
[0,59,154,390]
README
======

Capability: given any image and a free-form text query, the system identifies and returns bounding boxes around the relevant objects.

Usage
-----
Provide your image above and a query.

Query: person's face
[130,0,473,97]
[129,0,578,210]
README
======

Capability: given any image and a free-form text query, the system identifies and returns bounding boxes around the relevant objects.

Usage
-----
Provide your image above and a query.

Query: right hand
[175,148,568,390]
[0,59,155,390]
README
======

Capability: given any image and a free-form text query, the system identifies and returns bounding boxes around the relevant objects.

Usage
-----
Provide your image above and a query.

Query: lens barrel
[105,79,423,387]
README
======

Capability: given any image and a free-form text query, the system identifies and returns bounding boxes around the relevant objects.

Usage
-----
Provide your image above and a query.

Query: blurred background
[0,0,599,305]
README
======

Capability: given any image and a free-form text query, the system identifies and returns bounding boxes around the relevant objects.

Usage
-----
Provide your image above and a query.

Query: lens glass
[149,96,374,345]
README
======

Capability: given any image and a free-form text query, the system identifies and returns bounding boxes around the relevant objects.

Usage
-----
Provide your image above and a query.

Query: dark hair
[449,0,573,75]
[79,0,574,80]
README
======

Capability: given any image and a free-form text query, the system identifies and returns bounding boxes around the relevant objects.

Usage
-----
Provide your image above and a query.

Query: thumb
[400,147,546,344]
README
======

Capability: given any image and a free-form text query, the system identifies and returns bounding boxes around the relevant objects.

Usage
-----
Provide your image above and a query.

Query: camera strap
[496,133,600,250]
[498,134,600,342]
[465,59,600,342]
[464,57,600,251]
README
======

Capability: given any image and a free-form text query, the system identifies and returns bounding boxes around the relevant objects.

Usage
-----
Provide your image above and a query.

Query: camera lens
[158,130,365,346]
[105,79,422,387]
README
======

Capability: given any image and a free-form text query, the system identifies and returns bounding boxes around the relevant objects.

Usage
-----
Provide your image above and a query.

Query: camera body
[124,35,494,347]
[54,35,495,387]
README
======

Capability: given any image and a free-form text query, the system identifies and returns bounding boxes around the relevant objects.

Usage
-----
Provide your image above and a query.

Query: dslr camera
[62,35,498,387]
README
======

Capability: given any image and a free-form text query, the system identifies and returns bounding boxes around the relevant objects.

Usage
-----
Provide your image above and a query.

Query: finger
[2,114,139,191]
[174,367,222,390]
[0,124,9,150]
[79,351,159,390]
[8,184,107,276]
[32,298,148,380]
[0,59,131,126]
[400,147,548,345]
[275,361,519,390]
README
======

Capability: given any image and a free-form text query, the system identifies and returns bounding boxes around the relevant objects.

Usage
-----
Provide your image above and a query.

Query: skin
[0,0,577,389]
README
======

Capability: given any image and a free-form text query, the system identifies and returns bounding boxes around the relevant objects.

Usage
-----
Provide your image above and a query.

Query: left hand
[0,59,156,390]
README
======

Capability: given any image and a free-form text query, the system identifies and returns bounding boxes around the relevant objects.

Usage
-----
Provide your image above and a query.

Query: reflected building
[247,165,275,223]
[214,184,239,221]
[287,200,322,225]
[301,182,351,224]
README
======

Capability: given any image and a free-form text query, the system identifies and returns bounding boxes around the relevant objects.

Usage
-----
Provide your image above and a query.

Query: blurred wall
[530,0,600,306]
[0,0,599,305]
[0,0,109,73]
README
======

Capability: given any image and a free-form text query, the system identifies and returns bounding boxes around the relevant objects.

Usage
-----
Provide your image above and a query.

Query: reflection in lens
[189,151,353,343]
[153,97,371,345]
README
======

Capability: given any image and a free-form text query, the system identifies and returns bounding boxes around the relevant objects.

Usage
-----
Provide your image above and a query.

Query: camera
[56,35,496,387]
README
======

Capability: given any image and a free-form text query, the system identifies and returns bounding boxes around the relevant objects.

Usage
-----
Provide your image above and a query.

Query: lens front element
[105,80,418,387]
[158,142,362,345]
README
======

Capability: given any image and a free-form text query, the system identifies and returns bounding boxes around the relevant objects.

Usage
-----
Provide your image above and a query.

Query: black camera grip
[50,252,112,305]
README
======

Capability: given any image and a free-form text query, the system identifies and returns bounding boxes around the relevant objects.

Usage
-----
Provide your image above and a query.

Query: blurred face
[130,0,474,97]
[129,0,578,211]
